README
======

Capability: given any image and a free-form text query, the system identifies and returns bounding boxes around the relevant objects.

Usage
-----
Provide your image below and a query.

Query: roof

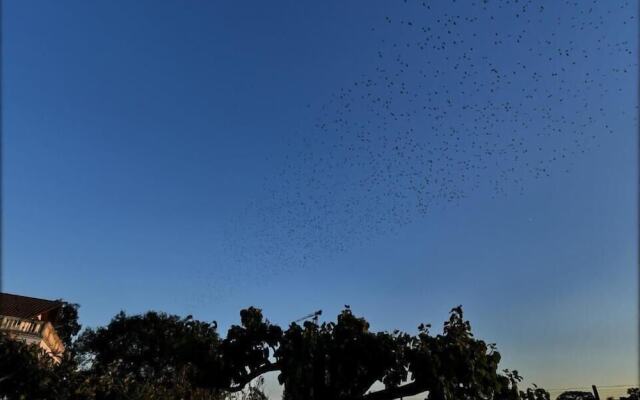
[0,292,63,319]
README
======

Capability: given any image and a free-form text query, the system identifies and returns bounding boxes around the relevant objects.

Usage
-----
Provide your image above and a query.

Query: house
[0,292,66,363]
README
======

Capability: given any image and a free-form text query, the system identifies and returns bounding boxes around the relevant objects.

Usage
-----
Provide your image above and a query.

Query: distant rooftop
[0,292,63,319]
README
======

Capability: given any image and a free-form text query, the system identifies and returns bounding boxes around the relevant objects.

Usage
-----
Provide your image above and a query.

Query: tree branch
[360,381,429,400]
[227,362,280,392]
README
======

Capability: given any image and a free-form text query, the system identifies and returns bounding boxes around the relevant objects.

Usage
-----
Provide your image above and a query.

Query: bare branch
[227,363,280,393]
[359,382,428,400]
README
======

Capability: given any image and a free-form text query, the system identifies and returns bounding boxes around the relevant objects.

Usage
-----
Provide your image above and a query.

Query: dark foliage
[557,392,596,400]
[75,311,225,399]
[0,304,547,400]
[53,301,82,348]
[0,333,83,400]
[620,388,640,400]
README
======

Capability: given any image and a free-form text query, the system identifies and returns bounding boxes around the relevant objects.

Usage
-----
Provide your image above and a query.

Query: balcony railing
[0,315,45,336]
[0,315,65,361]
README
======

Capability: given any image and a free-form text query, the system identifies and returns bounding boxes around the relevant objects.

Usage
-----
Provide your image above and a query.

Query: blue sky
[3,0,637,395]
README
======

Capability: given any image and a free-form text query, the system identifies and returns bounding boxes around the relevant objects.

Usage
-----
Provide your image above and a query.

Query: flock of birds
[196,0,636,300]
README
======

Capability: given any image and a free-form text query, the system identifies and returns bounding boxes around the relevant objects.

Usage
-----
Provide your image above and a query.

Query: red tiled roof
[0,292,63,319]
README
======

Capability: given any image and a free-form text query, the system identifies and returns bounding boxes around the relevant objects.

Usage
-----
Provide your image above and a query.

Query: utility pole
[592,385,601,400]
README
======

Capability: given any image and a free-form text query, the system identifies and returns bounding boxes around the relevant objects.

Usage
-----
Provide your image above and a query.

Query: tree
[0,332,84,400]
[270,305,536,400]
[1,303,545,400]
[53,301,82,348]
[189,304,544,400]
[557,392,595,400]
[0,333,54,399]
[75,311,226,399]
[0,300,87,400]
[520,386,551,400]
[622,388,640,400]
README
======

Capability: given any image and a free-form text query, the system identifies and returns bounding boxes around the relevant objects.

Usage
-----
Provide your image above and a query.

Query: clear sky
[2,0,638,397]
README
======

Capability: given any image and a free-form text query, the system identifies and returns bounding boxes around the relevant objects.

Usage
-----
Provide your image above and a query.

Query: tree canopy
[1,304,561,400]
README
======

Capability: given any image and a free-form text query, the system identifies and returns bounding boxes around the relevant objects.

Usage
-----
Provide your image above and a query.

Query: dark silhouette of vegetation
[1,304,549,400]
[54,301,82,348]
[521,387,551,400]
[619,388,640,400]
[75,311,226,399]
[557,391,595,400]
[0,333,58,399]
